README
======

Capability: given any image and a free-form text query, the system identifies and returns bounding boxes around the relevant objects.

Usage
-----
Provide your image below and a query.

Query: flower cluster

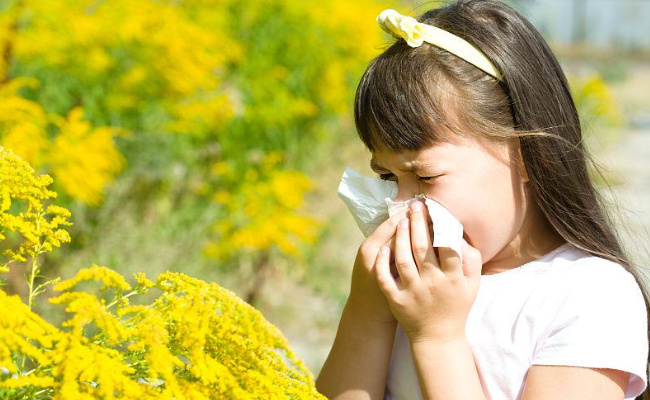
[0,148,326,399]
[205,153,321,260]
[0,80,125,206]
[0,147,72,271]
[1,268,326,399]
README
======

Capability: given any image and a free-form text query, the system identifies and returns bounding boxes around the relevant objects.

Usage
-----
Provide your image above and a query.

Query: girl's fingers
[394,218,419,286]
[375,245,398,295]
[358,212,404,274]
[408,201,438,272]
[437,246,462,276]
[366,210,407,249]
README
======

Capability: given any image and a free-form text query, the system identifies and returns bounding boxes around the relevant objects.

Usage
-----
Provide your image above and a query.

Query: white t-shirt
[385,242,649,400]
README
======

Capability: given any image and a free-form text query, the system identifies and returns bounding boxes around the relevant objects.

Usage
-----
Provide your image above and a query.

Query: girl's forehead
[371,139,469,170]
[371,136,511,171]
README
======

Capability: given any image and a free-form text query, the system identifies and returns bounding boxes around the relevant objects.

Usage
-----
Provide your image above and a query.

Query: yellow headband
[376,9,503,81]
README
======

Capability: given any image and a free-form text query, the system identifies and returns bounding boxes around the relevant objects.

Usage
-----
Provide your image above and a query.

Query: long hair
[354,1,650,398]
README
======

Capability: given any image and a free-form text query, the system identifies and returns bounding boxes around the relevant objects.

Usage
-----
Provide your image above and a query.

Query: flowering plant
[0,146,325,399]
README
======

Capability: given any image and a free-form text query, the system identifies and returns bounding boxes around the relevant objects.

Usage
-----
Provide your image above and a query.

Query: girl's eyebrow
[370,159,437,173]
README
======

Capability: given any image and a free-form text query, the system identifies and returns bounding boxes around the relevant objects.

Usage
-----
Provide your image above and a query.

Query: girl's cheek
[421,179,447,200]
[422,180,460,213]
[422,178,480,240]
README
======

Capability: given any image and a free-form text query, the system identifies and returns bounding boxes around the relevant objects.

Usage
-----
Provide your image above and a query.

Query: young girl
[315,1,650,399]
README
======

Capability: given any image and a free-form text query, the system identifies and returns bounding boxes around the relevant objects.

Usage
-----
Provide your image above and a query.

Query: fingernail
[411,201,422,211]
[398,218,409,228]
[380,246,389,255]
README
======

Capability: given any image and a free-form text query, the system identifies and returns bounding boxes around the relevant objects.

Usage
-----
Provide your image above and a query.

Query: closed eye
[377,173,437,182]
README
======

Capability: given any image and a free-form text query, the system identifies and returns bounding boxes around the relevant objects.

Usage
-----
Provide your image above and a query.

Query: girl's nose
[394,177,420,202]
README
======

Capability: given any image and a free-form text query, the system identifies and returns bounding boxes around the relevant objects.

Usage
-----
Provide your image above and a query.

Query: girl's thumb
[461,239,483,283]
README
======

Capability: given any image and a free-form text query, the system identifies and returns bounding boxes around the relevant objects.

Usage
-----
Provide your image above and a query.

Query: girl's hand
[346,212,407,324]
[374,200,483,343]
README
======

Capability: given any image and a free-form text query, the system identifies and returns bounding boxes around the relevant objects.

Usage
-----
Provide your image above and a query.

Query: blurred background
[0,0,648,376]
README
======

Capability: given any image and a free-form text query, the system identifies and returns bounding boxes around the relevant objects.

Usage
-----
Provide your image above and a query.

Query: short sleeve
[531,262,649,399]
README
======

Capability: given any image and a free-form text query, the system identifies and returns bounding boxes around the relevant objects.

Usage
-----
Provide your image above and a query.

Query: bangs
[354,42,466,153]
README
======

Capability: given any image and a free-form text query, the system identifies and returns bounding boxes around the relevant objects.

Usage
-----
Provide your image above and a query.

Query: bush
[0,147,325,399]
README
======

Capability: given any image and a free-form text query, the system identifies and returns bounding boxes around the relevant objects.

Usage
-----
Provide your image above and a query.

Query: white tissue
[337,166,464,262]
[337,167,397,237]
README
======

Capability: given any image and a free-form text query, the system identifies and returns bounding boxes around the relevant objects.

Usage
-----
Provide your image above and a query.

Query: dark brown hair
[354,0,649,398]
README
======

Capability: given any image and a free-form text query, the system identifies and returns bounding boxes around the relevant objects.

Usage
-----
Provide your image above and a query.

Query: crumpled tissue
[337,167,464,262]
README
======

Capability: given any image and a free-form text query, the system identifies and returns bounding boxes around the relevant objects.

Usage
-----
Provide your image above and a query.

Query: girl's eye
[377,173,438,182]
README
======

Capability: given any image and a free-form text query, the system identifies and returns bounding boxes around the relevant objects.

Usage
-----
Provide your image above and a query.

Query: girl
[315,1,650,399]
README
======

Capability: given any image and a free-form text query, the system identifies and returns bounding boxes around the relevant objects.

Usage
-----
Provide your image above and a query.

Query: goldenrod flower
[0,147,72,269]
[206,159,321,260]
[54,264,132,293]
[49,108,126,206]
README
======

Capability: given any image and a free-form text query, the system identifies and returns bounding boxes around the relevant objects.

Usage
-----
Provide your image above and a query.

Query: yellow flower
[0,78,49,167]
[134,272,154,294]
[49,334,145,399]
[54,264,132,293]
[212,190,232,204]
[211,161,230,176]
[0,147,72,268]
[0,291,63,374]
[50,291,131,342]
[206,166,321,260]
[48,107,126,206]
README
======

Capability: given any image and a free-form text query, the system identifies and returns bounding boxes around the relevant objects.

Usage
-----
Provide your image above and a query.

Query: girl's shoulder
[538,242,640,287]
[481,241,645,308]
[505,241,640,286]
[515,242,646,321]
[525,243,649,399]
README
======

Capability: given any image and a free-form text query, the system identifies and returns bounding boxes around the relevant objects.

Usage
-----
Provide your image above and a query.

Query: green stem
[27,252,40,309]
[27,215,44,310]
[22,218,44,373]
[106,291,139,310]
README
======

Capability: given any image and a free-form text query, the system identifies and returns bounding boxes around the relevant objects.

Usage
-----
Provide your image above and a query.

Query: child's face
[370,135,531,266]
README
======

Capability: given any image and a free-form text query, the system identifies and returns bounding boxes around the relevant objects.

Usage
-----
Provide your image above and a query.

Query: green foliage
[0,0,393,294]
